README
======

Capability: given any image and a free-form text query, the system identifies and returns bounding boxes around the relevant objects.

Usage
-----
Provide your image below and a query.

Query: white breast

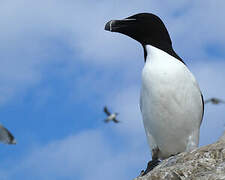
[140,45,203,159]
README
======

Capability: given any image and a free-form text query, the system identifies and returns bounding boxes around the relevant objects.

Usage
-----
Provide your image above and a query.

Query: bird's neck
[143,44,184,63]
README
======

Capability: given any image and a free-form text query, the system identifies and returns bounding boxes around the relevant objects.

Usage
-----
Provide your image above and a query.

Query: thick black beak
[104,19,136,32]
[105,20,116,32]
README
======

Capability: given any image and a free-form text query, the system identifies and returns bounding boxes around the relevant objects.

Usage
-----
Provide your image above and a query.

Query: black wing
[212,98,225,104]
[112,118,119,123]
[104,106,111,116]
[204,97,225,104]
[0,125,16,144]
[200,93,204,125]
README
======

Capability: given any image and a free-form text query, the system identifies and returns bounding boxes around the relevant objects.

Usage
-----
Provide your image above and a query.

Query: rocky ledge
[135,133,225,180]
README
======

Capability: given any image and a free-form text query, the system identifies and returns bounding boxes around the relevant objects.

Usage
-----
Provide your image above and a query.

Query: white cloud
[0,1,225,179]
[0,129,148,180]
[1,58,225,179]
[1,0,225,104]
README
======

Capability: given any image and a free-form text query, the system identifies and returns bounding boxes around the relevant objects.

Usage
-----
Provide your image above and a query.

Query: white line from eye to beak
[109,20,114,31]
[124,18,136,21]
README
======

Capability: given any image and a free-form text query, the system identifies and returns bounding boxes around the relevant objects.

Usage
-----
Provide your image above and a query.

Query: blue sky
[0,1,225,179]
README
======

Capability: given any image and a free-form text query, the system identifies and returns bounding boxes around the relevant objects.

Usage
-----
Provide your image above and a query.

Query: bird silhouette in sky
[0,124,16,145]
[204,98,225,105]
[103,106,119,123]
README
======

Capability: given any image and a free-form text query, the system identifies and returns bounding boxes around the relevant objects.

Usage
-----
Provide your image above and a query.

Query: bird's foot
[139,170,145,177]
[141,159,160,176]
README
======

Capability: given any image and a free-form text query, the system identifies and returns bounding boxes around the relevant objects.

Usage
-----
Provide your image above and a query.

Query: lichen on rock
[135,132,225,180]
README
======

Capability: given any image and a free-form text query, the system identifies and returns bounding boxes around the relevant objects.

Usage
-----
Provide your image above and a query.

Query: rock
[135,134,225,180]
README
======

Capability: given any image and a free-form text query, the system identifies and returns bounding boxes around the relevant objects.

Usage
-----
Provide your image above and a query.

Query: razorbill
[104,106,119,123]
[0,124,16,144]
[105,13,204,173]
[205,97,225,104]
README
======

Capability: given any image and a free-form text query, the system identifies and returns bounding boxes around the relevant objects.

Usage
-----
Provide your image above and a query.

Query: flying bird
[103,106,119,123]
[204,97,225,104]
[0,124,16,145]
[105,13,204,174]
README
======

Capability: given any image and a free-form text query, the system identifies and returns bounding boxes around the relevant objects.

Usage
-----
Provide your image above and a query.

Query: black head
[105,13,172,48]
[105,13,182,61]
